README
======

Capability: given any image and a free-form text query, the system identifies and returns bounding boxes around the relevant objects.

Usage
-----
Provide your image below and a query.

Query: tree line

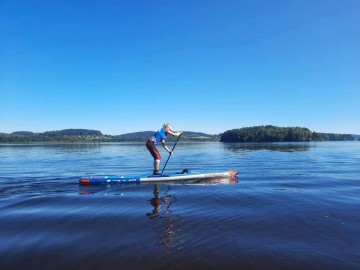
[0,129,104,143]
[0,129,218,143]
[220,126,355,143]
[42,129,102,137]
[0,127,356,143]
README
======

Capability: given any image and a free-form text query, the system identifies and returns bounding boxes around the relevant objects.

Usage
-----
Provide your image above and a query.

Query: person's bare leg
[154,160,160,173]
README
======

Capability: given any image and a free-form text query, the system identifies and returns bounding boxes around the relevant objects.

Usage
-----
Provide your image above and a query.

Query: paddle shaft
[161,133,182,174]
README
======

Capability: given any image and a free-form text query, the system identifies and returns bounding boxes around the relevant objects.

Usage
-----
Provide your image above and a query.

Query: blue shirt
[151,127,167,144]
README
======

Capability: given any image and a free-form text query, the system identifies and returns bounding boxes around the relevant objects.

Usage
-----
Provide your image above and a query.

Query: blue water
[0,142,359,269]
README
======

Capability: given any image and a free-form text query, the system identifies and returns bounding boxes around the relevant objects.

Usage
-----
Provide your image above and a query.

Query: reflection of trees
[226,142,311,153]
[147,185,184,248]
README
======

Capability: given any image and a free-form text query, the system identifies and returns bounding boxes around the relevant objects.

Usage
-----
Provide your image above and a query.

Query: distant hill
[114,131,219,142]
[316,132,355,141]
[0,129,105,143]
[42,129,102,137]
[0,127,358,143]
[12,131,34,135]
[0,129,218,143]
[115,131,155,139]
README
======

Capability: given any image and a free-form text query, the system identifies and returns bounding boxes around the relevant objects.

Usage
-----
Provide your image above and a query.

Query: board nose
[227,170,238,177]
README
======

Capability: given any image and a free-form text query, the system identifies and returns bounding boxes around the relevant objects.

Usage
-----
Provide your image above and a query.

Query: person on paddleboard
[146,123,182,175]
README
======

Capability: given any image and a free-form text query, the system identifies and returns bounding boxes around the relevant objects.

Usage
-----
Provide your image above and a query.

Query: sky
[1,0,359,135]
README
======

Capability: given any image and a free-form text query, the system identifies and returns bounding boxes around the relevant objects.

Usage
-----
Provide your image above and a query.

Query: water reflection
[0,142,144,148]
[145,177,237,248]
[0,143,103,149]
[78,178,237,248]
[226,142,312,152]
[147,185,184,248]
[146,184,161,219]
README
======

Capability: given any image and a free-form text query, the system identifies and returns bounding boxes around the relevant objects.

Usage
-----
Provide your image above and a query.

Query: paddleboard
[79,169,238,185]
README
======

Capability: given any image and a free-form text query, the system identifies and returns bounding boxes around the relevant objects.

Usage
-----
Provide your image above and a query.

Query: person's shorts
[146,139,161,160]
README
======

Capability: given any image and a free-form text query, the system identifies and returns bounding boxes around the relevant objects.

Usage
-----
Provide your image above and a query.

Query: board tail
[79,178,90,184]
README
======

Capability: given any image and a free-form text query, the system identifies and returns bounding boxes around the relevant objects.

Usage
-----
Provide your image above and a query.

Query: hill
[0,129,218,143]
[42,129,102,137]
[11,131,34,135]
[0,129,105,143]
[0,127,358,143]
[113,131,219,142]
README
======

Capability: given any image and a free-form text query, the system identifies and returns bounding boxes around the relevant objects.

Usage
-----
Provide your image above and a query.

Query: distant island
[220,126,355,142]
[0,126,358,143]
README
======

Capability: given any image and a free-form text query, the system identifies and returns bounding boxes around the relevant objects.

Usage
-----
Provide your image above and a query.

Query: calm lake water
[0,142,359,270]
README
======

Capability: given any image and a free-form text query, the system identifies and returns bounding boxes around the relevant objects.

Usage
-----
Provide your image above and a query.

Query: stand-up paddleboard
[79,169,238,185]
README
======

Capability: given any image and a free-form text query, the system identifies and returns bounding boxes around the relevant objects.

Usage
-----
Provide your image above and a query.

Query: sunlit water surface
[0,142,359,269]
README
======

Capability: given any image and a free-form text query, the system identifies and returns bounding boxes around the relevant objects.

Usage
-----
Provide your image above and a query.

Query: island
[220,125,355,143]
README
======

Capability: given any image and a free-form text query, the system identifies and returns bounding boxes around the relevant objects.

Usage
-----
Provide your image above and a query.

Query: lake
[0,141,359,270]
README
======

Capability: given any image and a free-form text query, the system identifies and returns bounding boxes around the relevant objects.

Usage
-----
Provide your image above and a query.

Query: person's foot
[153,170,161,175]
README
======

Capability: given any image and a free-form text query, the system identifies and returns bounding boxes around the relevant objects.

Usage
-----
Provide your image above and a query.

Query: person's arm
[167,130,182,137]
[161,140,172,154]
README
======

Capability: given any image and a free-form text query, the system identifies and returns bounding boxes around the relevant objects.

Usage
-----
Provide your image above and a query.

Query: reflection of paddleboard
[79,169,238,185]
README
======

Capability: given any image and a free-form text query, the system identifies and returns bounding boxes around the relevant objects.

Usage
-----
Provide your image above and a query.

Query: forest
[220,126,355,143]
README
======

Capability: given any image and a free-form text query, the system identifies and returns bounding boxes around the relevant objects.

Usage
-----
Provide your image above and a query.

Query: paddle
[161,133,182,174]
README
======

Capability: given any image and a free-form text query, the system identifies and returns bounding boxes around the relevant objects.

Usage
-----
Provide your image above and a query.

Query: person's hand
[168,150,172,155]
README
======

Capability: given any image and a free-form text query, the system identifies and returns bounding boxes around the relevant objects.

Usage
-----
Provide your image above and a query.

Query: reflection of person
[146,185,161,219]
[146,185,181,248]
[146,123,182,175]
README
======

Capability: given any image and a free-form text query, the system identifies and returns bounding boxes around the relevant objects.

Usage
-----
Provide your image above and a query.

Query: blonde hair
[163,123,172,130]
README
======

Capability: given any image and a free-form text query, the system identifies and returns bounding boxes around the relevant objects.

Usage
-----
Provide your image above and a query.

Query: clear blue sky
[1,0,359,135]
